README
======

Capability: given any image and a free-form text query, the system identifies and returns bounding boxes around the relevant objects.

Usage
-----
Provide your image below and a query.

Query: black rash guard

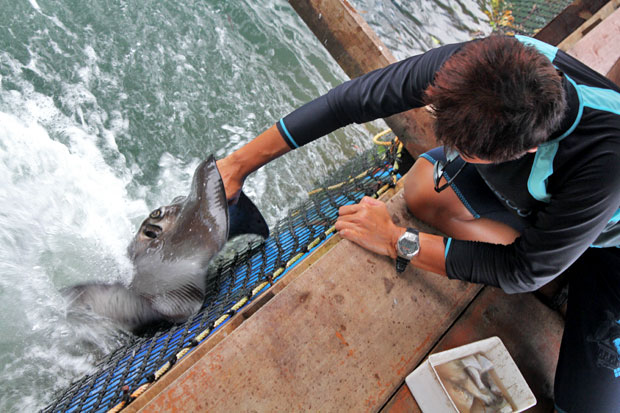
[276,36,620,294]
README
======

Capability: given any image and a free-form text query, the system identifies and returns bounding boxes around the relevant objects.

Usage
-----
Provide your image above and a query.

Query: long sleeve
[276,42,465,148]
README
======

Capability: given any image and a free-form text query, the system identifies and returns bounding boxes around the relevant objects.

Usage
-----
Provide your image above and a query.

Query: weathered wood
[534,0,609,45]
[137,189,480,412]
[123,234,342,412]
[557,0,620,50]
[125,182,406,412]
[289,0,393,78]
[566,6,620,86]
[381,288,565,413]
[607,56,620,86]
[380,384,422,413]
[288,0,437,157]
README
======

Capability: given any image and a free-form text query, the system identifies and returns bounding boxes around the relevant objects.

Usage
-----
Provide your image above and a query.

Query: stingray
[63,156,268,332]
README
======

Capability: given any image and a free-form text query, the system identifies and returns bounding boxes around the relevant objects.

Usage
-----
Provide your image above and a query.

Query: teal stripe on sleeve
[279,118,299,149]
[527,143,560,203]
[515,35,558,62]
[445,237,452,259]
[527,76,584,203]
[579,85,620,115]
[526,76,620,203]
[419,153,436,163]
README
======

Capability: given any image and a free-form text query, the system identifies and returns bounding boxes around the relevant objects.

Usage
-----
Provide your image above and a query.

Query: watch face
[399,237,418,255]
[398,230,419,257]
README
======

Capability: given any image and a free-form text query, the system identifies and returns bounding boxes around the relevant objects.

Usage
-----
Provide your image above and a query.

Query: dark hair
[424,35,567,162]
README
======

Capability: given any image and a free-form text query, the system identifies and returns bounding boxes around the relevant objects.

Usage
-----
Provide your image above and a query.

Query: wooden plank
[566,6,620,85]
[381,384,422,413]
[125,181,405,412]
[137,189,480,412]
[558,0,620,51]
[381,288,565,413]
[289,0,394,79]
[123,233,340,412]
[607,56,620,86]
[288,0,437,157]
[535,0,608,45]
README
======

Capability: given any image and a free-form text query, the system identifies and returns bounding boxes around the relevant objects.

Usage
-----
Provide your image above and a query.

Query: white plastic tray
[405,336,536,412]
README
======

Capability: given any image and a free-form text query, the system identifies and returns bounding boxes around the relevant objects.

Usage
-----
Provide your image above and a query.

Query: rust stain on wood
[335,330,349,347]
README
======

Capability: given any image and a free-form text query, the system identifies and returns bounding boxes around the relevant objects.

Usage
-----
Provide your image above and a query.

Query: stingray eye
[150,209,162,219]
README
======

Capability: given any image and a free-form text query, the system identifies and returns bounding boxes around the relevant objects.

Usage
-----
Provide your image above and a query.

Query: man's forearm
[411,232,447,276]
[226,124,291,178]
[217,125,291,203]
[217,124,291,201]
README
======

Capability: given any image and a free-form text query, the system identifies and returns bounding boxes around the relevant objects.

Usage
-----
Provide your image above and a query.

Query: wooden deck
[127,185,563,412]
[563,2,620,86]
[381,282,564,412]
[131,187,484,411]
[124,176,568,412]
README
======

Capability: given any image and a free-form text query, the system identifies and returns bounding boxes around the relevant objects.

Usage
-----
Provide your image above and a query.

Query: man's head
[424,35,567,163]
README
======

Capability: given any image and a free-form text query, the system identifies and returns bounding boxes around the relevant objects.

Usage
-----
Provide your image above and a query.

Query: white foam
[154,152,199,206]
[0,111,138,281]
[27,0,41,12]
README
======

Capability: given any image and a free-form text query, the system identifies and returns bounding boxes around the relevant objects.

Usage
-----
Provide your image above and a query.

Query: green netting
[513,0,573,35]
[487,0,573,36]
[44,137,404,413]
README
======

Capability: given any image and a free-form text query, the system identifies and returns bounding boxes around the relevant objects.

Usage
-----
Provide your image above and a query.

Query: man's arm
[216,124,290,203]
[335,150,620,292]
[446,151,620,293]
[335,196,448,275]
[279,42,464,149]
[216,42,466,202]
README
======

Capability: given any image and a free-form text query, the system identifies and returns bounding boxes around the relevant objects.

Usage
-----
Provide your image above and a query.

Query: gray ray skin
[64,156,269,332]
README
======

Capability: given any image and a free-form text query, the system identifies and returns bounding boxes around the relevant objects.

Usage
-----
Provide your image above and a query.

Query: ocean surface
[0,0,489,410]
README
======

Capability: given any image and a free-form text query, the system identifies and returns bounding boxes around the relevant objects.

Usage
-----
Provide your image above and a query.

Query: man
[217,35,620,411]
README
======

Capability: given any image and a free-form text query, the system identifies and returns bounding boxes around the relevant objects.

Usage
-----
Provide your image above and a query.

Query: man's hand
[215,124,292,205]
[216,155,245,205]
[335,196,406,259]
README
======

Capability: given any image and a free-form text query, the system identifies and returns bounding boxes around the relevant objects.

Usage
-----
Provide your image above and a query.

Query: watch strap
[396,256,409,273]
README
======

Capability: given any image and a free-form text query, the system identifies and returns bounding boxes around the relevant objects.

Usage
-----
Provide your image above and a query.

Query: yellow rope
[307,169,370,196]
[391,142,404,187]
[272,267,284,278]
[108,403,125,413]
[252,281,270,296]
[308,128,396,197]
[372,128,396,146]
[129,384,150,400]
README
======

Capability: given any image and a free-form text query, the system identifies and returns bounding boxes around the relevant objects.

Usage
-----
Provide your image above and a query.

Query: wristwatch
[395,228,420,273]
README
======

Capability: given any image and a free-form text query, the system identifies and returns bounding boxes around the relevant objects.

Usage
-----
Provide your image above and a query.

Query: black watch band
[396,256,409,273]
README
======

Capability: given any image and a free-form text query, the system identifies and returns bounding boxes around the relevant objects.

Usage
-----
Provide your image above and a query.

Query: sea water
[0,0,489,410]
